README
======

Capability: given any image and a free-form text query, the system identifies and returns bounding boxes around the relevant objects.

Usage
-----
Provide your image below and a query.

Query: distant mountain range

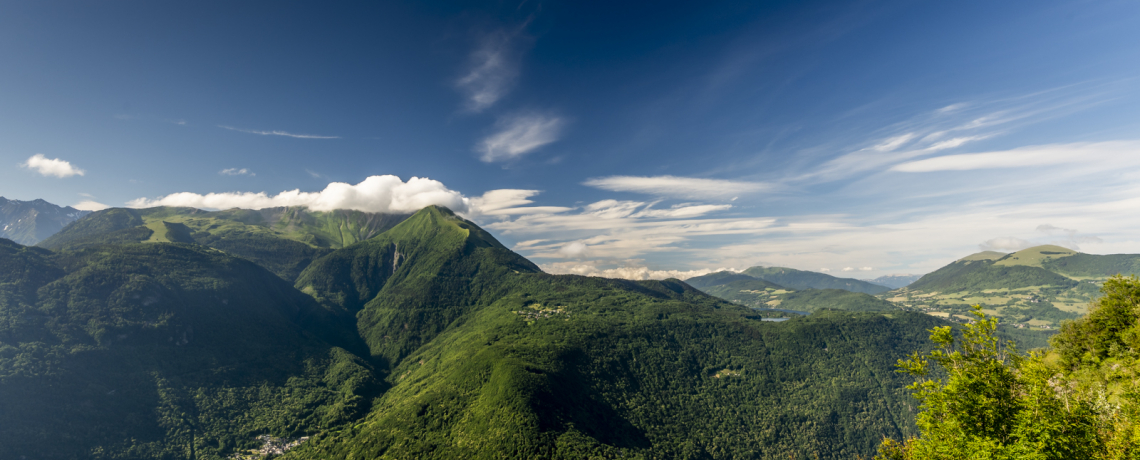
[685,270,897,314]
[863,274,923,289]
[0,197,89,245]
[741,266,892,294]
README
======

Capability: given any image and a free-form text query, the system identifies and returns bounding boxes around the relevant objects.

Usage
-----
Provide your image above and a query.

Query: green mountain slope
[0,240,379,459]
[285,208,937,459]
[888,245,1140,330]
[906,259,1076,292]
[2,206,1013,459]
[743,266,891,294]
[39,206,410,280]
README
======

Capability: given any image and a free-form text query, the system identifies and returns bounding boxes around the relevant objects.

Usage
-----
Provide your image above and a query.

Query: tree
[876,305,1099,459]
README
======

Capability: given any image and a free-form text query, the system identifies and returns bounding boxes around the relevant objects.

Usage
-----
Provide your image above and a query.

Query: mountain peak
[994,245,1079,267]
[958,250,1008,262]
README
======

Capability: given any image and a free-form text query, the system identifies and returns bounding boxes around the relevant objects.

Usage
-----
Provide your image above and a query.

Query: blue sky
[4,0,1140,279]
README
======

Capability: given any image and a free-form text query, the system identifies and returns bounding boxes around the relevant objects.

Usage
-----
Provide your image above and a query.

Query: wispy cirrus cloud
[478,114,565,162]
[806,84,1117,182]
[21,154,85,178]
[455,30,528,112]
[583,175,771,200]
[218,125,340,139]
[219,168,254,176]
[892,141,1140,172]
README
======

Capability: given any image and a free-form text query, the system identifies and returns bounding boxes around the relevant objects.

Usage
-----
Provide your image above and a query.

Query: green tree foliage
[879,277,1140,459]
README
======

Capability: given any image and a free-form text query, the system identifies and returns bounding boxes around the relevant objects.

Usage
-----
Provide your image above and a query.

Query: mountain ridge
[0,196,89,245]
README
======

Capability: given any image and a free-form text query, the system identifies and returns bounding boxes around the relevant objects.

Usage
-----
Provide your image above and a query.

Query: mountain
[682,270,768,289]
[0,196,89,245]
[864,274,923,289]
[38,206,410,280]
[1,206,966,459]
[687,271,898,313]
[742,266,892,294]
[892,245,1140,329]
[0,238,378,459]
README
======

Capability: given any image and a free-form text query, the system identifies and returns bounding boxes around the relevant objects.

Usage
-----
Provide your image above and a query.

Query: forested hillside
[0,239,379,459]
[0,205,1083,459]
[0,206,968,459]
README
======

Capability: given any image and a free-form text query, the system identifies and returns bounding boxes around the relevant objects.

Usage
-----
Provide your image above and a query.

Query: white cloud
[583,175,771,200]
[542,261,738,281]
[925,135,992,152]
[978,237,1032,252]
[219,168,254,176]
[937,103,969,113]
[72,200,109,211]
[128,175,470,213]
[872,133,916,152]
[892,141,1140,172]
[634,203,733,218]
[860,267,873,271]
[468,189,574,216]
[558,241,589,258]
[218,125,339,139]
[820,268,831,272]
[456,31,522,112]
[21,154,85,178]
[478,114,565,162]
[842,267,854,271]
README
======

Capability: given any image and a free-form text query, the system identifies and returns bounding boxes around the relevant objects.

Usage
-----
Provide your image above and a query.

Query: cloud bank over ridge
[128,176,471,214]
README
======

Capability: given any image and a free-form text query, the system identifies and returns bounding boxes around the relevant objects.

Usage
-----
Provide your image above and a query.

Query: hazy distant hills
[1,205,969,459]
[890,245,1140,329]
[863,274,923,289]
[38,206,410,280]
[686,270,897,313]
[0,197,89,245]
[742,266,892,294]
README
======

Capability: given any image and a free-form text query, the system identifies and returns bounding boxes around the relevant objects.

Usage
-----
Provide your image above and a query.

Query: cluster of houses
[229,435,310,459]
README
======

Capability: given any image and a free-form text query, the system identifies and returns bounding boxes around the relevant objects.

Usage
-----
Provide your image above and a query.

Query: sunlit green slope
[38,206,410,280]
[286,207,941,459]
